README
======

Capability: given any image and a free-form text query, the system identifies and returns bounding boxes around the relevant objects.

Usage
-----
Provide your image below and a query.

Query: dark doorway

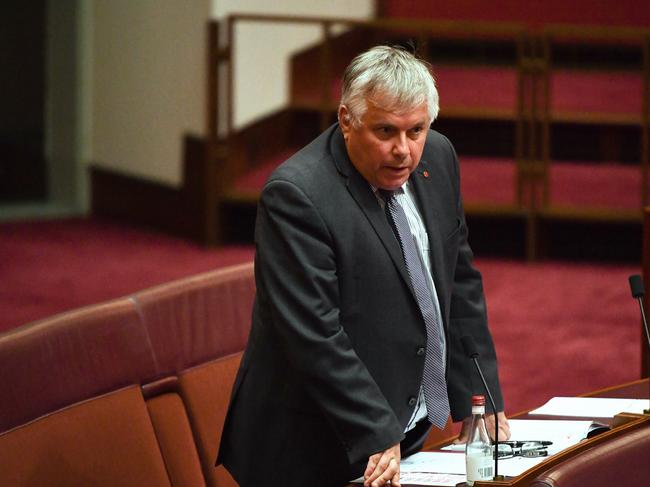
[0,0,47,202]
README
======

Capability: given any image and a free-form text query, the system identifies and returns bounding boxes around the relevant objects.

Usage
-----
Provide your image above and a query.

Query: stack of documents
[529,397,647,417]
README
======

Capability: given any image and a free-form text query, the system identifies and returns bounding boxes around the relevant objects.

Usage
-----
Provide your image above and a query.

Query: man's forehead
[363,99,429,124]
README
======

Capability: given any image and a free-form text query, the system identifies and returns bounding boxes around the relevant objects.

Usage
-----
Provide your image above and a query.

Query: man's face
[339,98,429,191]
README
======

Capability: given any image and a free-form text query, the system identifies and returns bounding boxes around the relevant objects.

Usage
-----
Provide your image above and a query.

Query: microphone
[628,275,650,414]
[461,335,503,481]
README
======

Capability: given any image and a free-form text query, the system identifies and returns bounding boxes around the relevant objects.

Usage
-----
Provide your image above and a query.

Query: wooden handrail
[543,23,648,41]
[228,13,526,37]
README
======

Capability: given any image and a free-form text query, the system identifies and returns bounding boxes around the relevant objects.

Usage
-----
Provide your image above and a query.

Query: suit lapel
[330,127,414,295]
[409,160,449,327]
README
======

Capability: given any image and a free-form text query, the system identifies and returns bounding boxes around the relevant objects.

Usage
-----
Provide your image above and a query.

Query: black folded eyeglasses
[495,441,552,459]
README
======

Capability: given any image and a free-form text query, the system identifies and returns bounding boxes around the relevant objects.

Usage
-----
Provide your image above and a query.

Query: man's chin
[378,178,408,191]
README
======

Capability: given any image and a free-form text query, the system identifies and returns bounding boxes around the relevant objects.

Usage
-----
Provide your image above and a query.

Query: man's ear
[338,105,351,138]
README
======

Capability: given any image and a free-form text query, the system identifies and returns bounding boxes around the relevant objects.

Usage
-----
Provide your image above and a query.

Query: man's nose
[392,133,408,157]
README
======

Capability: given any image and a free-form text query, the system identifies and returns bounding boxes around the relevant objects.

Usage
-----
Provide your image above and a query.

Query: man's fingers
[369,457,399,487]
[498,421,511,441]
[364,456,389,486]
[365,453,399,486]
[364,454,379,478]
[365,443,401,486]
[389,467,401,487]
[454,418,473,444]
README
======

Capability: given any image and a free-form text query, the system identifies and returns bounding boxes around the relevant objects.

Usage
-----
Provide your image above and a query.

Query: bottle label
[466,454,493,485]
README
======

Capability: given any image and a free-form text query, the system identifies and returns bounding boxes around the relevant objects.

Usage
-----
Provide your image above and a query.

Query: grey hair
[339,45,439,127]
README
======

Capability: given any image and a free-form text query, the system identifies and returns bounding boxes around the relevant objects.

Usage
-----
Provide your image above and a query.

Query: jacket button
[408,396,417,407]
[416,347,425,356]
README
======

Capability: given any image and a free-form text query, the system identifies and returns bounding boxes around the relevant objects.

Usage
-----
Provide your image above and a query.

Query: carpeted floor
[0,217,643,415]
[0,218,255,332]
[479,259,641,414]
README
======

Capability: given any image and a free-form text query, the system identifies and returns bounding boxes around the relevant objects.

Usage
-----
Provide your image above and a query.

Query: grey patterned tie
[381,190,450,428]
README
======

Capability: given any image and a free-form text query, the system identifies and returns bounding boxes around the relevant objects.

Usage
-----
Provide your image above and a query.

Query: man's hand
[363,443,401,487]
[454,411,511,444]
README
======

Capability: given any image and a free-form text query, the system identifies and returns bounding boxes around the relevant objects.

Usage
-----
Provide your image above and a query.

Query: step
[290,65,645,125]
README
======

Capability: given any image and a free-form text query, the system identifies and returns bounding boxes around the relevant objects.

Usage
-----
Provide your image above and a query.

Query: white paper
[489,419,593,477]
[400,451,466,474]
[529,397,647,417]
[397,472,466,486]
[350,452,466,485]
[497,455,547,477]
[508,419,592,452]
[350,472,465,486]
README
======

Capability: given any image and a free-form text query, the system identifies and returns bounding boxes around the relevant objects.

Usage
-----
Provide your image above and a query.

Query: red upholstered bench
[0,262,255,487]
[0,298,179,486]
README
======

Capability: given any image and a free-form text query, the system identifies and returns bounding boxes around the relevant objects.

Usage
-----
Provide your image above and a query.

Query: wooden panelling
[90,135,209,243]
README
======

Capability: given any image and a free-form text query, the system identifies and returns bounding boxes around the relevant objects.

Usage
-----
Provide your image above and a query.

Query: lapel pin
[422,170,429,178]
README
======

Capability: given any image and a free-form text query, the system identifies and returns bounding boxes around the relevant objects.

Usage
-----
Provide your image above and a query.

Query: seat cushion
[0,386,170,487]
[147,392,206,486]
[179,353,242,487]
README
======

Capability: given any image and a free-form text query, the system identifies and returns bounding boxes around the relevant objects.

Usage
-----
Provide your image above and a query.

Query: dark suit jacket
[217,124,503,486]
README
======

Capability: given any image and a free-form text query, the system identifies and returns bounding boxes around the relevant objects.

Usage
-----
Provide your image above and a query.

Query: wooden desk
[468,379,649,487]
[349,378,649,487]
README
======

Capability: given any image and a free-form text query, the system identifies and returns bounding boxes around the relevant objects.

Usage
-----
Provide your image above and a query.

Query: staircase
[207,10,649,262]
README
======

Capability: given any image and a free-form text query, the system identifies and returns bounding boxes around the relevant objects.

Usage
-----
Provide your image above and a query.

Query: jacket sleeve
[254,177,405,464]
[442,139,505,421]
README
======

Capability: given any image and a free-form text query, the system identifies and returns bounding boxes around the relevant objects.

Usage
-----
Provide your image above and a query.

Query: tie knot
[378,189,395,202]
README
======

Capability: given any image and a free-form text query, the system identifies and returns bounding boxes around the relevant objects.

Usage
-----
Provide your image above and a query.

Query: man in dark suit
[217,45,510,487]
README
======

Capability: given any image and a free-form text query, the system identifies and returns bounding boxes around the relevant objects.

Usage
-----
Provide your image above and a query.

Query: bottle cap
[471,395,486,406]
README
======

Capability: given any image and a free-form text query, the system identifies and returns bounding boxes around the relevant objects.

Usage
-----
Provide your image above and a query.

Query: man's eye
[409,127,424,138]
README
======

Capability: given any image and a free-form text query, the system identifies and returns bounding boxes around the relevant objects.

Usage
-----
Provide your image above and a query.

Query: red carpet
[480,259,641,414]
[0,218,642,416]
[0,218,254,331]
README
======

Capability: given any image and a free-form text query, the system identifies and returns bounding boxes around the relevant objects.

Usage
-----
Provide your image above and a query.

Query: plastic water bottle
[465,394,493,485]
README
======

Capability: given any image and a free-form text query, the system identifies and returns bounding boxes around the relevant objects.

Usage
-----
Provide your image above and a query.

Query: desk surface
[348,378,649,487]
